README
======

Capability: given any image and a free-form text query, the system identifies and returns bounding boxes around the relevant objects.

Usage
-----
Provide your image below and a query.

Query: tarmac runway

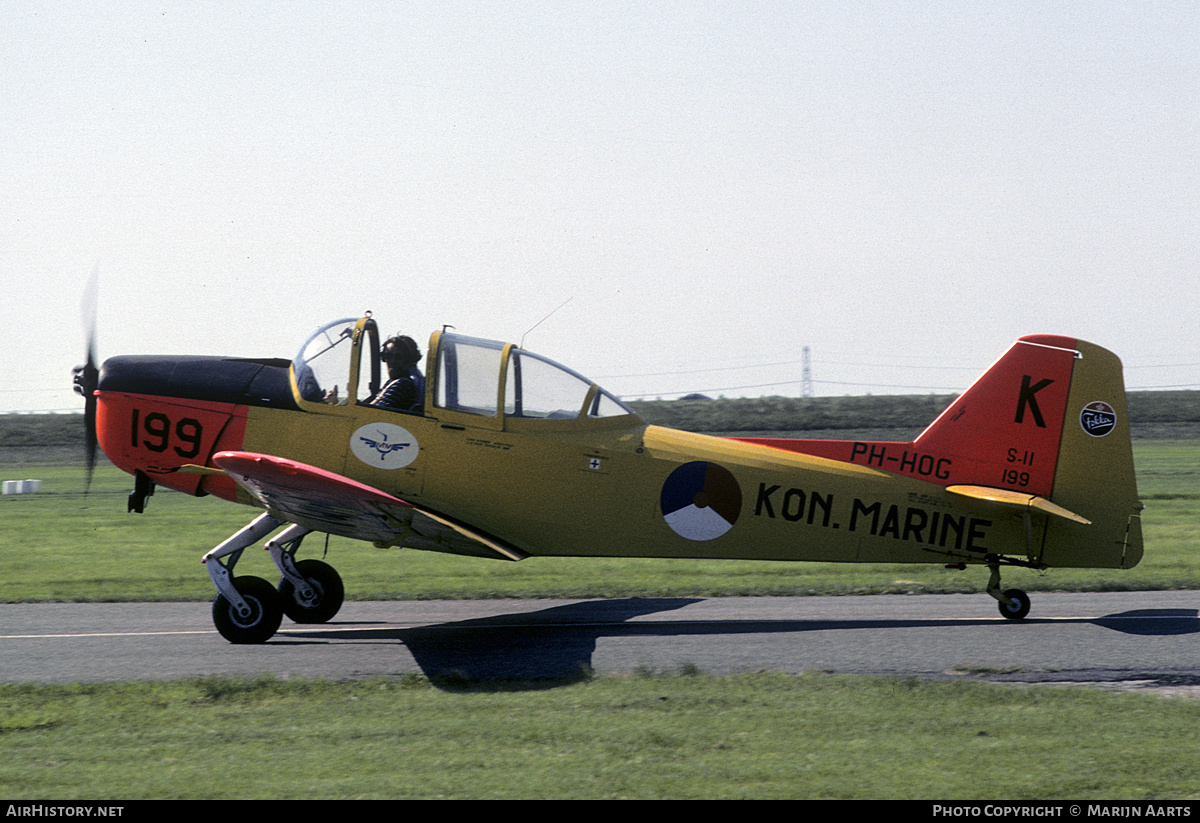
[3,590,1199,692]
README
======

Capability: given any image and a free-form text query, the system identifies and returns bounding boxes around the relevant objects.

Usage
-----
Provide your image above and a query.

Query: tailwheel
[997,588,1031,621]
[986,559,1033,621]
[278,559,345,624]
[212,576,284,643]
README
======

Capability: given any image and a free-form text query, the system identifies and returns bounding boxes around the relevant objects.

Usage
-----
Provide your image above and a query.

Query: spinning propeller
[72,266,100,493]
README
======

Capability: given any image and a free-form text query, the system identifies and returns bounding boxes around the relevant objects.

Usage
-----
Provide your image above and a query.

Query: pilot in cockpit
[371,334,425,414]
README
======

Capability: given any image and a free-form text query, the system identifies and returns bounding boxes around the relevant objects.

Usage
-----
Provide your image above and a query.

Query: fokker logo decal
[351,422,420,469]
[1080,401,1116,438]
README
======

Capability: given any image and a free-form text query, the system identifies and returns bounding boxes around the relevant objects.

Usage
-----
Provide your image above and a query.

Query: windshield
[293,318,359,404]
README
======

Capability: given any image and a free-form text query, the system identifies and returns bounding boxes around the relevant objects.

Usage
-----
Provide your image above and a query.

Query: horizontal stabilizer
[946,485,1091,525]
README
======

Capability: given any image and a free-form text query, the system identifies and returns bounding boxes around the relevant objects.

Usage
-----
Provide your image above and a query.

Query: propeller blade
[76,264,101,493]
[82,262,98,357]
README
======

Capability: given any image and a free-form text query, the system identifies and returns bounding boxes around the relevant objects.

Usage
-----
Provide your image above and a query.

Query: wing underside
[210,451,527,561]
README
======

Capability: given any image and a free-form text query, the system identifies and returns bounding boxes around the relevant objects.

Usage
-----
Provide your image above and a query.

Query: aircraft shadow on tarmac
[283,599,1200,686]
[287,598,700,684]
[1093,609,1200,636]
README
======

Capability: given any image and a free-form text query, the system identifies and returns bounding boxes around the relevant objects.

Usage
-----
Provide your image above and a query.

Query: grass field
[3,673,1200,800]
[1,436,1197,799]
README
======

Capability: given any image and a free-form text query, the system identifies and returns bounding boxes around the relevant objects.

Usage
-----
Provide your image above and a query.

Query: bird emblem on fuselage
[349,422,420,470]
[358,430,411,461]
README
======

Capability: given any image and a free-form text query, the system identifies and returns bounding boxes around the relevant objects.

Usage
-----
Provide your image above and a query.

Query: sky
[4,1,1198,413]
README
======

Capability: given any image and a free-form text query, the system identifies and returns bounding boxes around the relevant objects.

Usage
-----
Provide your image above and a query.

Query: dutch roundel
[660,461,743,541]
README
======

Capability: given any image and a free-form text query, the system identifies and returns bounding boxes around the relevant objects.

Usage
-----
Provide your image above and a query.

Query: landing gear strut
[986,559,1031,621]
[201,513,345,643]
[268,527,345,624]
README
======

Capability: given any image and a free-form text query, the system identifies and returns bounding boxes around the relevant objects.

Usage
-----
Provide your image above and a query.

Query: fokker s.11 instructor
[75,313,1143,642]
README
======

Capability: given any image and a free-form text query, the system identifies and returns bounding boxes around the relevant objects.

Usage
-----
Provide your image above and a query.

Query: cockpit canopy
[436,333,634,420]
[293,317,378,406]
[292,316,636,423]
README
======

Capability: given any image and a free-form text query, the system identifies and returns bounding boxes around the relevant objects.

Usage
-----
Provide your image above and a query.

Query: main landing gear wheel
[212,576,284,644]
[997,588,1031,621]
[278,559,345,624]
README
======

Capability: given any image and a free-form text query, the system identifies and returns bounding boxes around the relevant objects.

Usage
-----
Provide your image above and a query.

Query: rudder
[1040,339,1143,569]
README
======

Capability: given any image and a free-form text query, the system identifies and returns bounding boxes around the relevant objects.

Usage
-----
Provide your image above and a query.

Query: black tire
[278,559,345,624]
[212,576,283,643]
[997,588,1031,620]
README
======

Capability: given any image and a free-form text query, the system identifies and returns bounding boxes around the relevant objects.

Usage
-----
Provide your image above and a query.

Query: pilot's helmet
[382,335,421,367]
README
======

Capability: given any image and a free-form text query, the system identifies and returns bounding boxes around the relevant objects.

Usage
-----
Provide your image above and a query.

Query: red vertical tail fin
[737,335,1083,493]
[912,335,1081,496]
